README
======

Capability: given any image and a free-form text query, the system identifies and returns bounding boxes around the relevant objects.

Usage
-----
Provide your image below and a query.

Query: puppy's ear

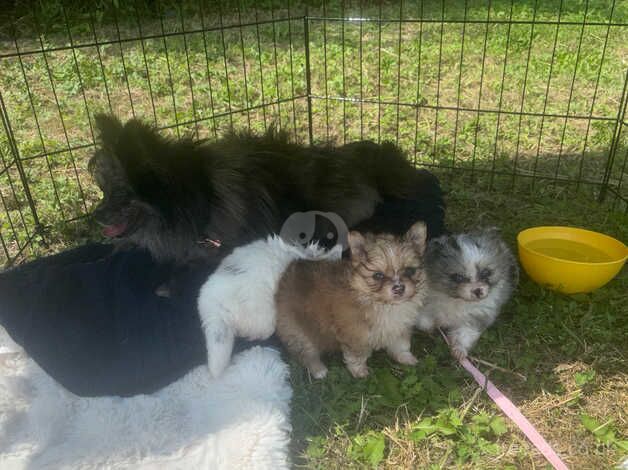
[425,234,447,257]
[474,226,501,239]
[95,114,123,148]
[348,231,367,261]
[405,221,427,255]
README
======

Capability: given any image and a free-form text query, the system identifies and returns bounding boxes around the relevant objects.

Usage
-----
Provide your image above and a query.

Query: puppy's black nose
[473,287,484,298]
[392,283,405,295]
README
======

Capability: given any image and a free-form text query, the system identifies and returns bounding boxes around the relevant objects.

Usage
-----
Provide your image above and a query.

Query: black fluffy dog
[0,118,446,398]
[90,115,445,265]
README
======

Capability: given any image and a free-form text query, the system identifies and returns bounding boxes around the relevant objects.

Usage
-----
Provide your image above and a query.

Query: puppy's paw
[395,351,418,366]
[309,365,328,380]
[203,320,235,379]
[348,363,369,379]
[450,346,468,362]
[208,360,228,379]
[207,342,233,379]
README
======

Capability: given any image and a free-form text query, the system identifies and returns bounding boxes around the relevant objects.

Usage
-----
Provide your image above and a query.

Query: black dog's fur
[89,115,445,265]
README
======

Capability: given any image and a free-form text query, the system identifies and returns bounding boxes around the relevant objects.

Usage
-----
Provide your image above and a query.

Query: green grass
[0,1,627,468]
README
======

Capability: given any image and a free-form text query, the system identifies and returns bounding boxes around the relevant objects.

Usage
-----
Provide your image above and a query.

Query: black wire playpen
[0,0,627,266]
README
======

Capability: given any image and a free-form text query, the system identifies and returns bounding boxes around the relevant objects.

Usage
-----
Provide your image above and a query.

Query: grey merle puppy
[416,228,518,359]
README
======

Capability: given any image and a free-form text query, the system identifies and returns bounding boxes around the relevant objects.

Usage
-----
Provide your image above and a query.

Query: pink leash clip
[439,330,569,470]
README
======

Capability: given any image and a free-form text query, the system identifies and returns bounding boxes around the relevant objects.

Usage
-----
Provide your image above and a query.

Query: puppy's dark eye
[479,268,492,281]
[404,267,417,277]
[372,272,385,281]
[449,273,467,284]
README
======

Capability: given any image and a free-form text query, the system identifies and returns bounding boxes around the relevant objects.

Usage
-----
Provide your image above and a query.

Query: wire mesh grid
[0,0,627,266]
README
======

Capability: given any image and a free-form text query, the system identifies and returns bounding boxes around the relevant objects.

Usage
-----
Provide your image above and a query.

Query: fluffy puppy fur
[275,222,428,379]
[416,228,519,360]
[89,115,445,265]
[197,236,342,378]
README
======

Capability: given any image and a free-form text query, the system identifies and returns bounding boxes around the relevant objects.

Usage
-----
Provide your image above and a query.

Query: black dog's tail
[354,170,446,239]
[348,141,446,239]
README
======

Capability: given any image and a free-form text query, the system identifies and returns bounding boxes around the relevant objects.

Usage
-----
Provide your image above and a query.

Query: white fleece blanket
[0,328,292,470]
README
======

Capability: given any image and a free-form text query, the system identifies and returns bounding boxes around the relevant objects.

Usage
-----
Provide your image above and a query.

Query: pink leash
[439,330,569,470]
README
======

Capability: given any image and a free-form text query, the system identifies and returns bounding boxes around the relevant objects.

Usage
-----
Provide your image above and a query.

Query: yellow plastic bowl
[517,226,627,294]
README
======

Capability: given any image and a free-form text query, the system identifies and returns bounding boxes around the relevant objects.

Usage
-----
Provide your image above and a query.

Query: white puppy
[198,235,342,378]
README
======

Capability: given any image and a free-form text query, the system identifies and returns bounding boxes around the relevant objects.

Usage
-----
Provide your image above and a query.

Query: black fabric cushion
[0,244,210,397]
